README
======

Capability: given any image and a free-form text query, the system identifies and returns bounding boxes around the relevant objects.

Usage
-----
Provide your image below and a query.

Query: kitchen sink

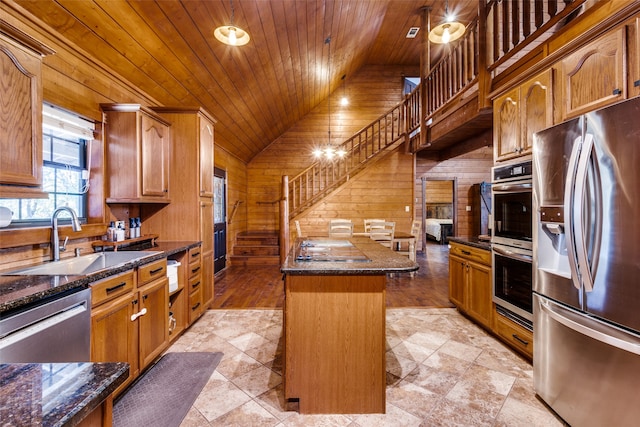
[1,251,161,276]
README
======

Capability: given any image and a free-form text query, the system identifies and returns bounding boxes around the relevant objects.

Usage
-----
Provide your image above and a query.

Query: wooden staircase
[229,231,280,266]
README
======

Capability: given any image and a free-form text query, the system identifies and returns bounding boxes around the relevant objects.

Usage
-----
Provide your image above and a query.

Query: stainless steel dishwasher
[0,287,91,362]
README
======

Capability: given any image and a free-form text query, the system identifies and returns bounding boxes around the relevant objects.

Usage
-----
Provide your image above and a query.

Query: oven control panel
[492,160,532,182]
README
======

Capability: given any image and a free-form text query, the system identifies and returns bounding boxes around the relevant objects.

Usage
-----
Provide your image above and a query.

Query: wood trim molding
[0,223,106,249]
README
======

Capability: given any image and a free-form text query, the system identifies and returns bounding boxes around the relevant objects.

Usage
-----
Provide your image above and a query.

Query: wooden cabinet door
[493,87,520,162]
[520,69,553,156]
[466,260,493,329]
[629,17,640,99]
[199,116,214,197]
[91,292,138,395]
[0,33,44,191]
[201,249,214,309]
[138,277,169,370]
[559,28,625,121]
[448,254,467,309]
[141,112,170,199]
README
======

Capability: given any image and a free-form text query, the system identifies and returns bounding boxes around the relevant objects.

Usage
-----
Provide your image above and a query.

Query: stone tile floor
[168,308,564,426]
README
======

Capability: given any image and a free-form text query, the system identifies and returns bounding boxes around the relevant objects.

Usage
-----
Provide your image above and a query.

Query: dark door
[214,167,226,273]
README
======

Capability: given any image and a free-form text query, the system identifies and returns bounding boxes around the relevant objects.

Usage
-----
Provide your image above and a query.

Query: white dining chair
[363,219,385,234]
[328,219,354,237]
[369,221,395,248]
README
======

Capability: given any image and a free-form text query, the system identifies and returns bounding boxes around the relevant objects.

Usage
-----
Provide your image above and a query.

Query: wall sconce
[214,0,250,46]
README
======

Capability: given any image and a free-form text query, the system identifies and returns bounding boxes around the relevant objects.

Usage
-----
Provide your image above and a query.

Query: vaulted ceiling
[17,0,478,164]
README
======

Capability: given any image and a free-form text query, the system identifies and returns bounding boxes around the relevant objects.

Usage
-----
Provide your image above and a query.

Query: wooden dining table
[353,230,417,261]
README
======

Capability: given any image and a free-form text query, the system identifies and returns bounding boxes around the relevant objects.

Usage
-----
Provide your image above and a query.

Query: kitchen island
[281,237,418,414]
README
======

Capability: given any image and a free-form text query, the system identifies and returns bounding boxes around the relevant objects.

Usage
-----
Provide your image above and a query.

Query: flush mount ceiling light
[428,0,465,44]
[214,0,250,46]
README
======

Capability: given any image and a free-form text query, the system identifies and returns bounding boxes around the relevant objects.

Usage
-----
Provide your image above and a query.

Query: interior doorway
[421,178,457,250]
[214,167,227,273]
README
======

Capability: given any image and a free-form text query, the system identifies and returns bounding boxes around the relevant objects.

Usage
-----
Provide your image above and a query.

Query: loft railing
[285,0,587,222]
[288,88,420,219]
[485,0,587,72]
[425,18,480,117]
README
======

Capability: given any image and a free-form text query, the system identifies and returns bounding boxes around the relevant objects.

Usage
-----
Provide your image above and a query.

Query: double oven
[491,159,533,330]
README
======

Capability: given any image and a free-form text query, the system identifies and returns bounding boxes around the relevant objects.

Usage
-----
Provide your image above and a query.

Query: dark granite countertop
[0,362,128,426]
[0,240,200,314]
[448,237,492,251]
[282,237,418,275]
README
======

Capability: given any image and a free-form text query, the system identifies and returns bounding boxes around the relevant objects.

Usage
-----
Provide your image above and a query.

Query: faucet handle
[75,247,82,257]
[60,236,69,252]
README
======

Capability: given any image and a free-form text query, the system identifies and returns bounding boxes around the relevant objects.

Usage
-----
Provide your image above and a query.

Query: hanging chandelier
[428,0,465,44]
[214,0,250,46]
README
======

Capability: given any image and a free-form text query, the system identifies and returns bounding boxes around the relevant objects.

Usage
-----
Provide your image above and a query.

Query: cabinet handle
[191,266,201,274]
[106,282,126,293]
[191,252,200,258]
[130,307,147,321]
[191,302,201,311]
[132,299,138,305]
[461,250,471,255]
[143,294,148,300]
[150,267,164,274]
[612,88,622,95]
[192,281,201,289]
[634,80,640,88]
[512,334,529,346]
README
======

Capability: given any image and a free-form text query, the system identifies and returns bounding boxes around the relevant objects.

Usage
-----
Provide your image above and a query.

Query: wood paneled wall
[416,143,493,238]
[246,64,418,232]
[214,146,248,253]
[425,181,454,204]
[294,147,415,238]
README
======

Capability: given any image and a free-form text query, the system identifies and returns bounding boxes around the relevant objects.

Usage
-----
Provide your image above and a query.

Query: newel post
[280,175,289,265]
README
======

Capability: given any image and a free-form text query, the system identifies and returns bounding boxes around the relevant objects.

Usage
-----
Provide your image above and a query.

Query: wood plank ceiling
[16,0,478,164]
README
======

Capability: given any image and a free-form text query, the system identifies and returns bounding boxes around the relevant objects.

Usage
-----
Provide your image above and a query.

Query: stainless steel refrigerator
[532,96,640,427]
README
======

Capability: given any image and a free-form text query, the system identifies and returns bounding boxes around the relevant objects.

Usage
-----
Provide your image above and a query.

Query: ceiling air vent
[406,27,420,39]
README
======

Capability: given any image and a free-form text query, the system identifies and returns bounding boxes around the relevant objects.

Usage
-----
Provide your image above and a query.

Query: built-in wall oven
[491,159,533,329]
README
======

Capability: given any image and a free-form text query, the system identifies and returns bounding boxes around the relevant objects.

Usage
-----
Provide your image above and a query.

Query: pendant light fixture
[314,36,345,160]
[214,0,250,46]
[428,0,465,44]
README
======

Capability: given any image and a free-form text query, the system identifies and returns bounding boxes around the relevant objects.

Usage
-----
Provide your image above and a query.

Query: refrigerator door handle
[564,136,583,290]
[538,297,640,356]
[573,133,595,292]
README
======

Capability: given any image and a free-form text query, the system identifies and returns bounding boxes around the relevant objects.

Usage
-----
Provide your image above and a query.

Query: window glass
[0,105,92,225]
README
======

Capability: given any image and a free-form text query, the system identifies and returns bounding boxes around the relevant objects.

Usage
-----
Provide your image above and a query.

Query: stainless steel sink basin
[2,251,161,276]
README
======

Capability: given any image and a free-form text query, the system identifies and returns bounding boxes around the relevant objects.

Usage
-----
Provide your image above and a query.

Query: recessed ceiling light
[406,27,420,39]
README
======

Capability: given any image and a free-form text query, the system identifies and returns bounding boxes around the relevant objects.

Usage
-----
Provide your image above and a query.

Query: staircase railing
[286,0,589,221]
[288,89,420,219]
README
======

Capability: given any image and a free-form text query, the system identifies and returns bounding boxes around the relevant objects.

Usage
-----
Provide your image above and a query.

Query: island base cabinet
[284,274,386,414]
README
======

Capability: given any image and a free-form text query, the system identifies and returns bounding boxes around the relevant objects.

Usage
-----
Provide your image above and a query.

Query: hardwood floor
[211,241,454,309]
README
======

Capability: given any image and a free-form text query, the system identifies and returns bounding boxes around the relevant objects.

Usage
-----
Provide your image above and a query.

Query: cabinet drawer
[189,287,203,315]
[138,258,167,285]
[449,243,491,265]
[188,246,201,266]
[91,271,135,307]
[188,273,202,293]
[494,311,533,359]
[188,261,202,279]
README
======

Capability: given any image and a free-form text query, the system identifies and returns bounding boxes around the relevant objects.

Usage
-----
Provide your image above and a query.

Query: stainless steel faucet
[51,207,82,261]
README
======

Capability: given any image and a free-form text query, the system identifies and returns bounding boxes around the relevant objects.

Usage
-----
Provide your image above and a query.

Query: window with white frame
[0,104,94,225]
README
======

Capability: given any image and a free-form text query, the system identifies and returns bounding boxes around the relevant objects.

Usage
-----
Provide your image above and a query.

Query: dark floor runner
[113,352,223,427]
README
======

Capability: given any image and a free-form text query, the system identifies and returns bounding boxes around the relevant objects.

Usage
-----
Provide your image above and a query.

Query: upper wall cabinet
[101,104,171,203]
[629,16,640,99]
[557,28,625,121]
[0,20,54,198]
[494,69,553,162]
